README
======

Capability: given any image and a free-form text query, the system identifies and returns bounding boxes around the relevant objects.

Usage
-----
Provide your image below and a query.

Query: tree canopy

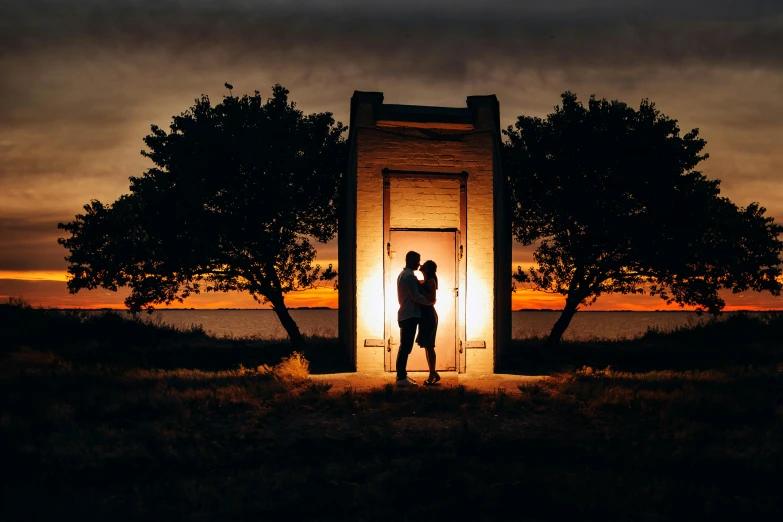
[504,92,783,346]
[58,85,347,348]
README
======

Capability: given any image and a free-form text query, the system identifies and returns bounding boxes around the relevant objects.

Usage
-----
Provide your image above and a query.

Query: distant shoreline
[515,308,783,313]
[34,307,783,313]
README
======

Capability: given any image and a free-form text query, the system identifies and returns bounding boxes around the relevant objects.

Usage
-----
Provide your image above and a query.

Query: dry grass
[274,351,310,381]
[1,301,782,520]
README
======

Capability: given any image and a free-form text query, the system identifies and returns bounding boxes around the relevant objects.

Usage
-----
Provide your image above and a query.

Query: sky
[1,0,782,311]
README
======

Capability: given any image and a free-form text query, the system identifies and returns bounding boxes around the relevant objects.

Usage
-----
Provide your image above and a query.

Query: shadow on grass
[1,300,782,519]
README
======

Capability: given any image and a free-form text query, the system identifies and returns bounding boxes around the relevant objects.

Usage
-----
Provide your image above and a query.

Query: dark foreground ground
[1,301,781,521]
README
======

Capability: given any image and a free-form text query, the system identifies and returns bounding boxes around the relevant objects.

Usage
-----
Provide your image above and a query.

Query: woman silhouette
[416,260,440,385]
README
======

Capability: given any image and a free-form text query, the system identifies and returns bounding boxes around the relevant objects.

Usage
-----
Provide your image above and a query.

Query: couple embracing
[396,250,440,387]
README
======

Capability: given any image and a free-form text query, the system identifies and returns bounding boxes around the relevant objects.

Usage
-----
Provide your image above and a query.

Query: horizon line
[11,306,783,313]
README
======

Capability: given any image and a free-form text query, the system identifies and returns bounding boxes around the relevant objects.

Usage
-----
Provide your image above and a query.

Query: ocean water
[98,309,768,341]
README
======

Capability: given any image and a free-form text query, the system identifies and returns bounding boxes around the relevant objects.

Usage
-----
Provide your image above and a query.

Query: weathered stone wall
[389,178,460,229]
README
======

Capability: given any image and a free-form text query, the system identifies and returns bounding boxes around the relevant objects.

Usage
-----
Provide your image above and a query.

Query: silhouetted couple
[396,250,440,387]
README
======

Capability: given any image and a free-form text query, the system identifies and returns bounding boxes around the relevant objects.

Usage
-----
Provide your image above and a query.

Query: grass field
[1,300,781,520]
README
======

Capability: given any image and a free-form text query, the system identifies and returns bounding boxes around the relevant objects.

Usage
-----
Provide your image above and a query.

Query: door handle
[453,288,459,297]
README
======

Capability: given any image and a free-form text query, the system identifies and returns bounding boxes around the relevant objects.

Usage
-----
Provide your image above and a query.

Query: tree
[58,85,347,349]
[504,92,783,347]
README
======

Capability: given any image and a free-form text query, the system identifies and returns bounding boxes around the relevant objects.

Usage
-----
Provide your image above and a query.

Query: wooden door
[387,230,457,371]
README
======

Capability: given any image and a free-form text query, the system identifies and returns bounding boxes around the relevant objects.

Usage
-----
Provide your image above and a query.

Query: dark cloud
[2,1,783,77]
[1,0,782,310]
[0,214,69,270]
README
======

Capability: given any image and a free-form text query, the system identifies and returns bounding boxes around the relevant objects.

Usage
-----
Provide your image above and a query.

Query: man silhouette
[396,250,435,387]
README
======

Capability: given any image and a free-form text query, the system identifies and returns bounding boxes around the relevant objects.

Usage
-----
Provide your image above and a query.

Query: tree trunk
[269,294,306,350]
[545,298,580,348]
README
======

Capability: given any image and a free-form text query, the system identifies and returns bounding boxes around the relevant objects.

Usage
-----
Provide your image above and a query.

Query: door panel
[388,230,457,371]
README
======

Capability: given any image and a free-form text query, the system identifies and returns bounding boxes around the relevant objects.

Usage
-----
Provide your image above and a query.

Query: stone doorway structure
[338,91,511,373]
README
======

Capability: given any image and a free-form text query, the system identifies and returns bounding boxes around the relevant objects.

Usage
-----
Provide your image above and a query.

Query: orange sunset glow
[2,1,782,313]
[3,264,781,312]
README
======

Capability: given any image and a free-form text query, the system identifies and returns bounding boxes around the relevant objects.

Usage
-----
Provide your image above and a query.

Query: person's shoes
[396,377,418,388]
[423,372,441,386]
[407,376,417,384]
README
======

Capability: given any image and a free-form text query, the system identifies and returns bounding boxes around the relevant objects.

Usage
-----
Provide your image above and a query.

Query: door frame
[382,169,468,373]
[385,228,459,372]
